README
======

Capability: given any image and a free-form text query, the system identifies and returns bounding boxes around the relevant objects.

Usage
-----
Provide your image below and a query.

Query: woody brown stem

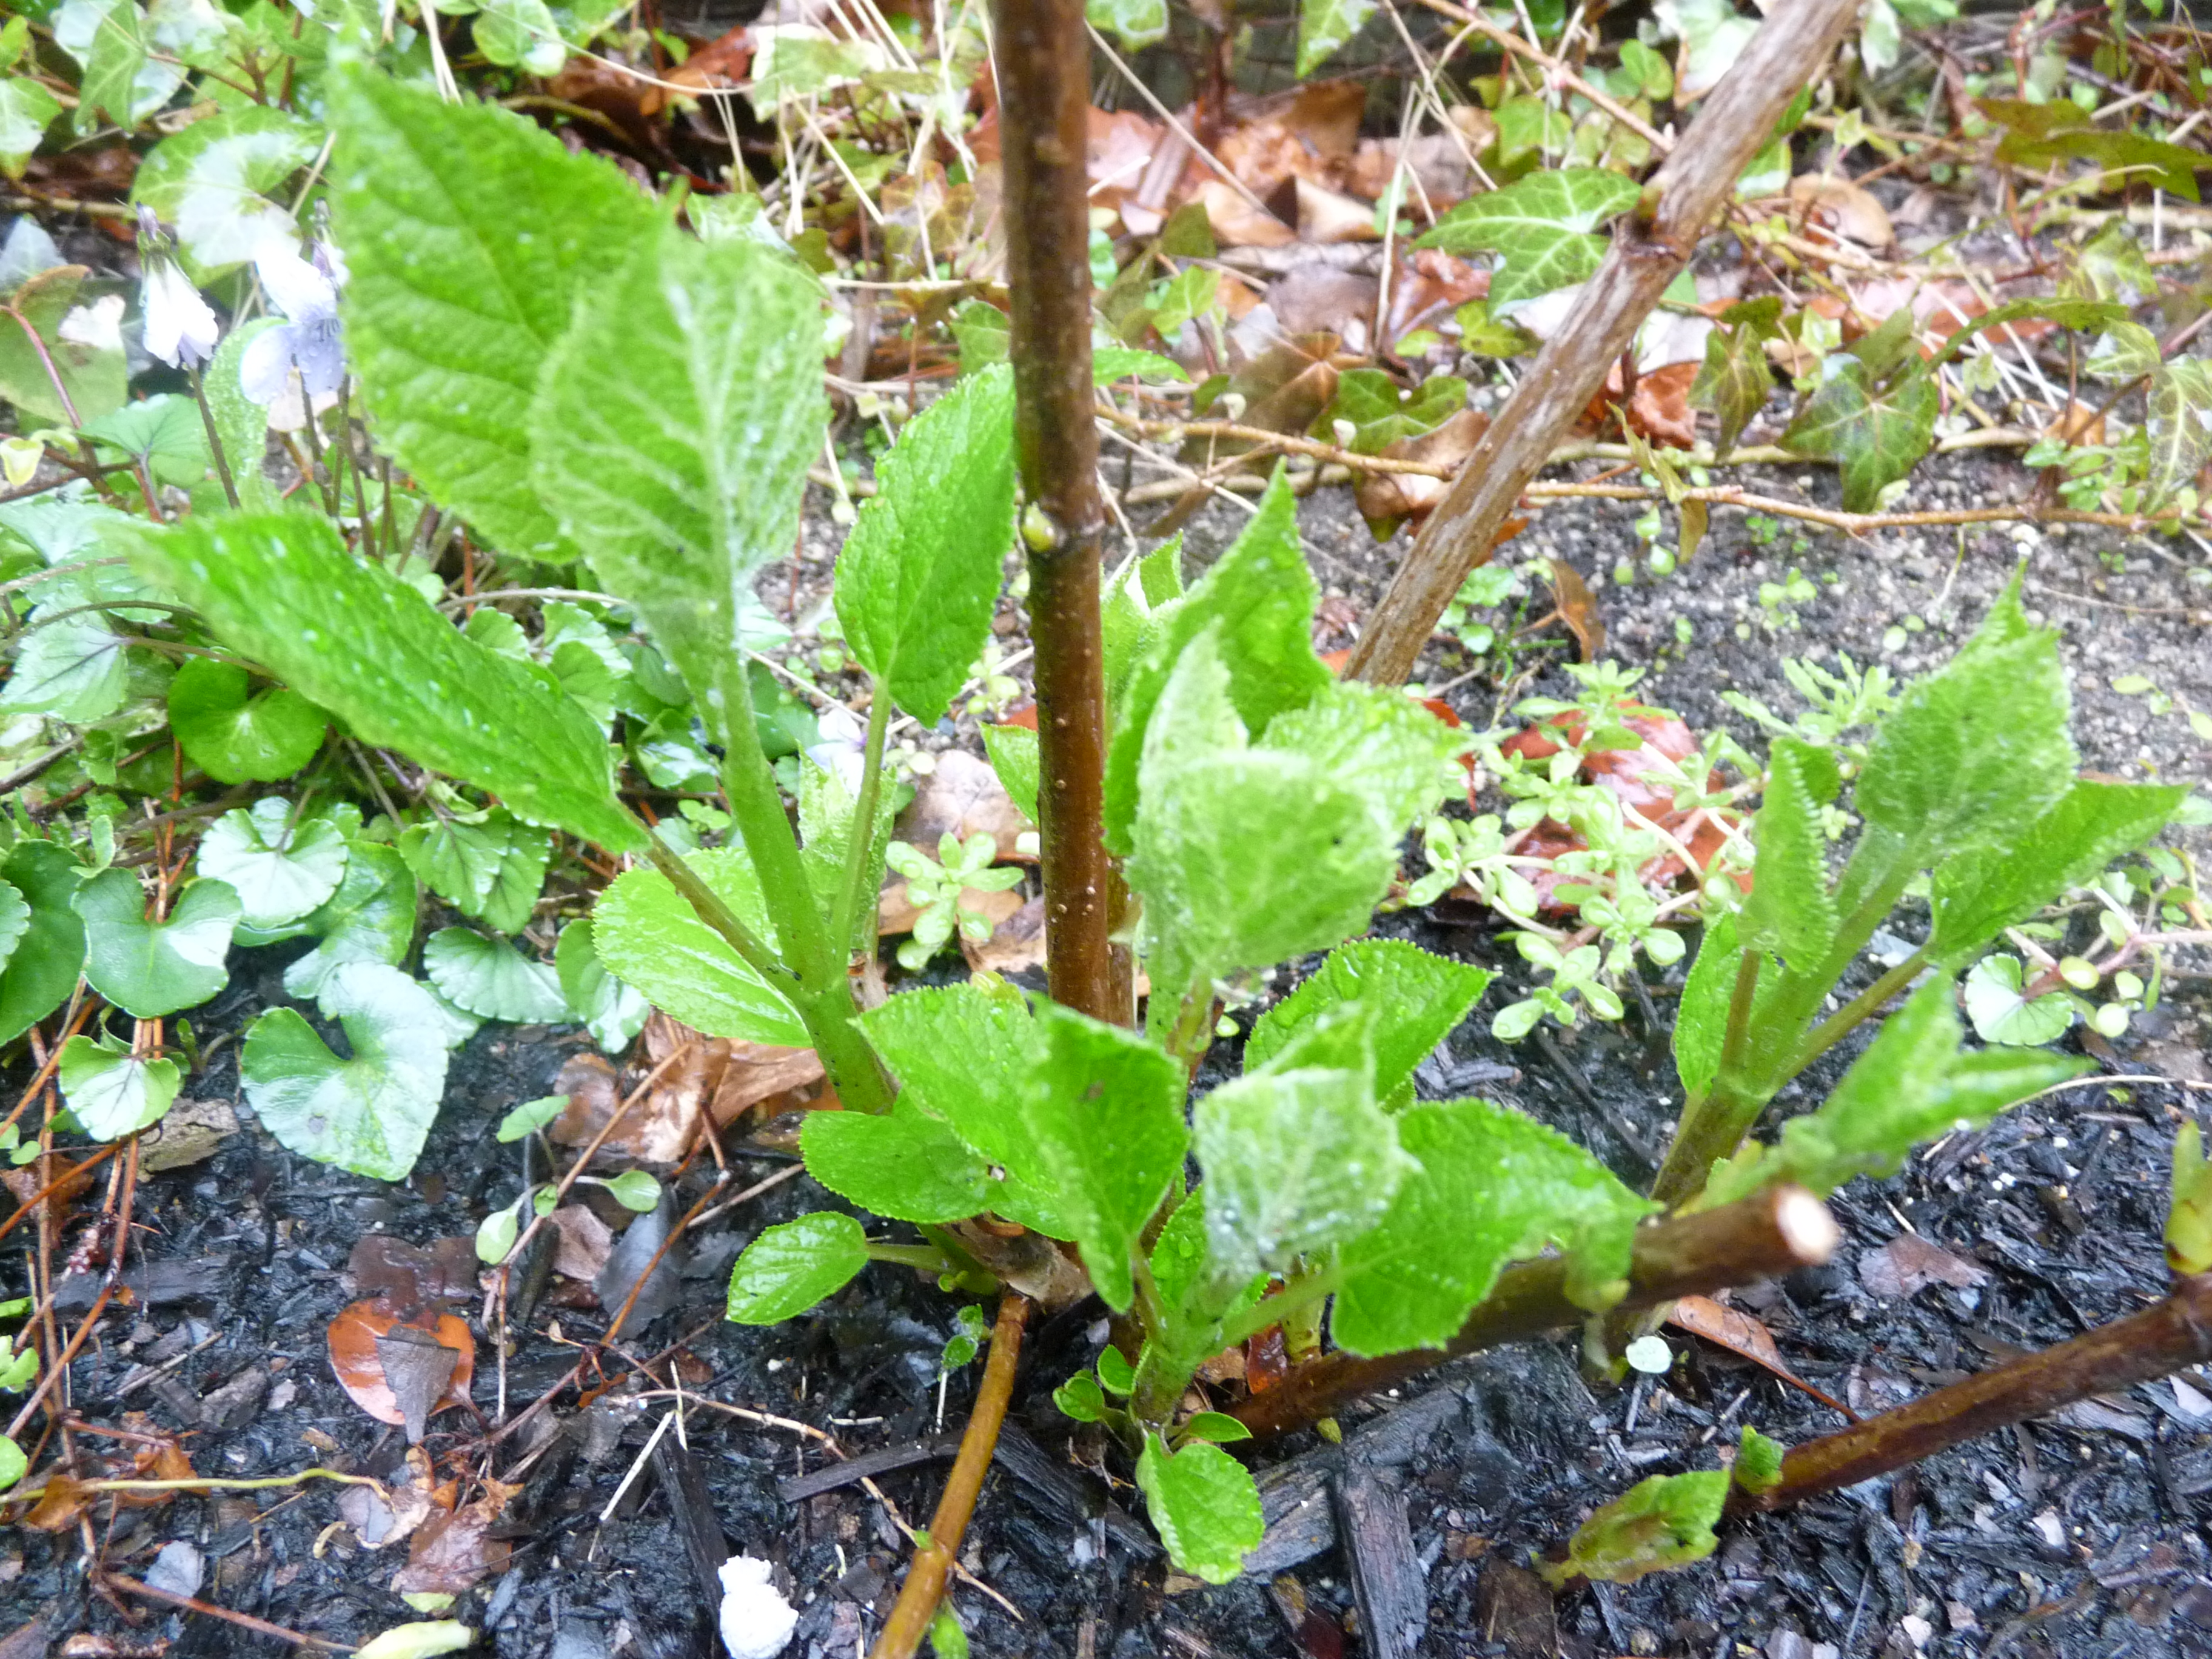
[1739,1272,2212,1514]
[994,0,1124,1027]
[870,1292,1033,1659]
[1231,1185,1840,1439]
[1344,0,1863,686]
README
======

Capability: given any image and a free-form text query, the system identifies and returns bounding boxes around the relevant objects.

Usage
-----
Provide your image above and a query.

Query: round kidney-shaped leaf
[0,844,87,1046]
[58,1034,183,1141]
[0,878,28,975]
[280,843,420,1000]
[167,657,328,784]
[555,920,649,1053]
[241,962,449,1181]
[422,928,571,1024]
[196,798,350,930]
[726,1212,868,1325]
[73,870,240,1018]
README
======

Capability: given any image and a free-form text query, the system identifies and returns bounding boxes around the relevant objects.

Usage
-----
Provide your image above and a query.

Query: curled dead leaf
[960,893,1047,976]
[391,1478,521,1596]
[1353,407,1489,535]
[1546,559,1605,662]
[327,1299,474,1434]
[1666,1293,1855,1418]
[1786,173,1895,250]
[896,749,1033,863]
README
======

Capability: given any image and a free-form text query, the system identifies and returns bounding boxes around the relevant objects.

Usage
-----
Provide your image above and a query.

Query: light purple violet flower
[136,209,218,371]
[239,237,347,407]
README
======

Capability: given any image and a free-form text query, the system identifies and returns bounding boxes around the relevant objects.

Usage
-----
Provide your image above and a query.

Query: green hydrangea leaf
[554,919,650,1053]
[240,962,451,1181]
[1929,780,2185,962]
[330,69,657,557]
[58,1033,181,1141]
[529,223,825,754]
[1127,632,1400,1011]
[423,927,569,1024]
[980,724,1039,825]
[591,849,807,1047]
[1247,940,1491,1102]
[279,842,419,1000]
[1249,682,1465,845]
[1415,169,1643,307]
[2147,357,2212,511]
[800,1102,994,1223]
[1733,1426,1785,1495]
[132,513,642,852]
[1854,582,2073,865]
[73,870,237,1018]
[1332,1098,1649,1354]
[196,799,349,931]
[167,657,327,784]
[0,844,87,1045]
[1021,1002,1188,1310]
[1738,737,1838,971]
[1104,473,1331,853]
[1134,1435,1264,1585]
[727,1212,869,1324]
[1542,1470,1728,1587]
[834,365,1016,726]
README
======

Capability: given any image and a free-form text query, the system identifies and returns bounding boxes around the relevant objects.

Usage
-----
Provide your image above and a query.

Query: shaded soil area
[6,447,2212,1659]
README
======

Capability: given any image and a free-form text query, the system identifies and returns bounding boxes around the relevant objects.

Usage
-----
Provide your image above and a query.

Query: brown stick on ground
[1232,1186,1840,1440]
[1740,1271,2212,1513]
[1343,0,1864,686]
[870,1292,1033,1659]
[996,0,1124,1028]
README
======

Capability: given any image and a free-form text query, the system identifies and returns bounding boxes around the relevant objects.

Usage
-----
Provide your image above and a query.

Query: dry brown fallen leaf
[548,1203,615,1282]
[1666,1294,1856,1418]
[1296,176,1379,244]
[326,1300,474,1436]
[1216,82,1366,198]
[552,1028,826,1165]
[1627,361,1699,450]
[896,749,1033,863]
[2043,398,2106,447]
[1858,1233,1990,1299]
[391,1477,521,1596]
[962,893,1047,976]
[139,1098,235,1173]
[1786,172,1895,250]
[1195,178,1297,249]
[1353,407,1489,535]
[1547,558,1606,662]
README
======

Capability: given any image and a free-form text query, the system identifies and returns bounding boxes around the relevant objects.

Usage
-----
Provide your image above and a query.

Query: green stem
[642,831,795,996]
[830,691,893,967]
[1649,950,1766,1209]
[1218,1265,1347,1352]
[186,366,240,511]
[866,1242,953,1272]
[707,657,838,993]
[1791,945,1930,1073]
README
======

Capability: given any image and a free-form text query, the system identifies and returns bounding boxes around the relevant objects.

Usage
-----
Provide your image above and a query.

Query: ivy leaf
[167,658,327,784]
[1780,357,1940,513]
[1294,0,1376,73]
[1926,297,2130,371]
[55,0,180,132]
[1332,1098,1649,1353]
[799,1102,994,1224]
[2084,322,2161,383]
[73,871,238,1019]
[554,919,650,1053]
[1738,738,1838,971]
[280,843,420,1000]
[1928,779,2184,963]
[1415,170,1643,308]
[1689,304,1777,460]
[980,724,1039,824]
[196,799,349,931]
[2147,358,2212,511]
[1855,582,2074,866]
[58,1033,181,1141]
[1541,1470,1729,1587]
[133,514,641,853]
[1134,1435,1264,1585]
[591,850,807,1047]
[530,223,825,751]
[1245,940,1493,1104]
[1322,369,1467,454]
[0,77,63,179]
[423,928,570,1024]
[1980,98,2210,203]
[856,984,1067,1236]
[129,105,320,275]
[240,962,451,1182]
[726,1212,869,1324]
[1960,954,2073,1047]
[1128,632,1402,1010]
[330,69,657,557]
[1104,473,1332,854]
[1088,0,1167,50]
[0,843,87,1046]
[397,809,550,936]
[1021,1002,1188,1311]
[0,879,25,976]
[835,365,1016,725]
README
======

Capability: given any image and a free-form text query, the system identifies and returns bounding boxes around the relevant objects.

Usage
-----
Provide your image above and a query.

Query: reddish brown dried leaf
[896,750,1033,863]
[960,893,1047,977]
[1858,1234,1989,1299]
[390,1478,521,1595]
[347,1235,477,1315]
[1353,407,1489,536]
[1668,1294,1857,1419]
[1626,361,1699,450]
[327,1300,474,1432]
[1546,559,1606,662]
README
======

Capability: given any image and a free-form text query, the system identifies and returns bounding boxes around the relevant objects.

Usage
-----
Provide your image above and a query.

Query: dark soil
[7,446,2212,1659]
